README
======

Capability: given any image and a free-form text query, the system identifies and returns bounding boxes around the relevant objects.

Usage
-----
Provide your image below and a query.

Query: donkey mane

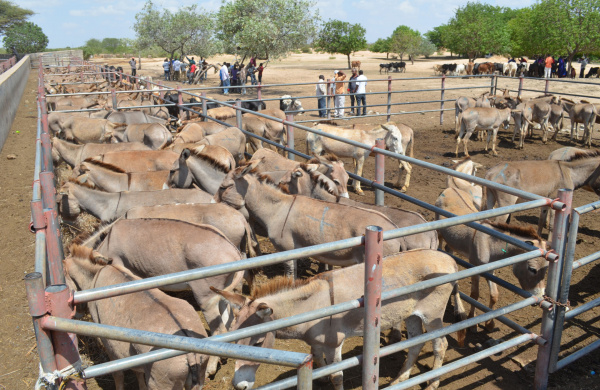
[565,149,600,162]
[190,146,232,172]
[307,153,341,164]
[484,220,542,241]
[245,166,291,194]
[82,158,126,173]
[69,244,111,266]
[251,276,315,300]
[316,120,339,126]
[451,156,473,169]
[67,177,106,191]
[299,163,337,194]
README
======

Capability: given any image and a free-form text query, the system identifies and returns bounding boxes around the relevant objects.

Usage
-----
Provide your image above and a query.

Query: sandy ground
[1,51,600,389]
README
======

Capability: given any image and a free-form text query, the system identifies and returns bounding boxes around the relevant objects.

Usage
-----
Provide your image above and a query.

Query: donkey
[214,160,405,278]
[112,123,173,149]
[83,150,179,174]
[51,137,150,167]
[197,127,246,163]
[454,94,492,134]
[456,107,511,157]
[483,150,600,235]
[212,249,467,390]
[307,122,404,195]
[173,122,226,144]
[64,245,208,389]
[447,157,484,210]
[124,203,258,257]
[241,109,287,154]
[435,187,548,332]
[94,219,245,377]
[561,99,597,147]
[76,160,170,192]
[105,110,167,125]
[48,112,124,144]
[57,180,213,221]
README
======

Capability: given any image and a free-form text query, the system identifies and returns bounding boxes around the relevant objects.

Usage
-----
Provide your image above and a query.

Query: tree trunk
[386,52,389,59]
[347,54,351,69]
[138,52,141,70]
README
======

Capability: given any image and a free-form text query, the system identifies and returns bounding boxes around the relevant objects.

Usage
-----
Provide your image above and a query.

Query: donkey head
[380,123,404,156]
[56,182,81,220]
[167,148,194,189]
[214,159,262,210]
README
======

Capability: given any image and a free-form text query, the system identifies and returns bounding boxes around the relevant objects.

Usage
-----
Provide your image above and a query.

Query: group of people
[219,58,265,95]
[316,69,367,118]
[162,57,209,84]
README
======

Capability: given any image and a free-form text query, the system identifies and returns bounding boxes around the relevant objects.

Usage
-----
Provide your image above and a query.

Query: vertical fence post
[534,189,573,389]
[111,89,118,110]
[201,91,208,122]
[176,86,186,120]
[545,78,550,95]
[235,100,243,130]
[158,81,164,100]
[494,74,499,96]
[387,76,392,122]
[257,83,262,101]
[440,75,446,125]
[286,114,295,160]
[363,225,383,390]
[490,74,495,96]
[326,79,332,120]
[25,273,58,376]
[374,138,385,206]
[518,76,524,99]
[297,359,313,390]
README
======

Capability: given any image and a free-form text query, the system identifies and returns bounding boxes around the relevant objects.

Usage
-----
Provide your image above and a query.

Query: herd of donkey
[43,65,600,389]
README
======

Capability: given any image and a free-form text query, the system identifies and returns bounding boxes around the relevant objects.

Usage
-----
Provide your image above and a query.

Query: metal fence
[0,55,16,74]
[28,57,600,390]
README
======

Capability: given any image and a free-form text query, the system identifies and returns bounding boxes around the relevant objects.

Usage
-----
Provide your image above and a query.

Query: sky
[20,0,535,49]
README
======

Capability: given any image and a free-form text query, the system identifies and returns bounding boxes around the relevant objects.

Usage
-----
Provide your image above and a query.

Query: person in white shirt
[315,75,327,118]
[220,63,230,95]
[172,59,181,81]
[355,70,368,116]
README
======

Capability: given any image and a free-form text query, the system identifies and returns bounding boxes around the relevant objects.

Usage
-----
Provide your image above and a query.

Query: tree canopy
[0,0,33,34]
[315,19,367,68]
[370,37,392,58]
[389,25,421,61]
[217,0,319,61]
[134,1,217,61]
[3,21,47,54]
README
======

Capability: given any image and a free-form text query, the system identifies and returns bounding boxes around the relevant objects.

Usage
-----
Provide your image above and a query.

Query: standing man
[580,56,588,78]
[129,57,137,77]
[544,54,554,78]
[334,70,346,118]
[173,58,181,81]
[220,62,230,95]
[162,58,170,81]
[348,69,358,116]
[257,63,265,84]
[187,62,196,84]
[356,70,367,116]
[316,75,327,118]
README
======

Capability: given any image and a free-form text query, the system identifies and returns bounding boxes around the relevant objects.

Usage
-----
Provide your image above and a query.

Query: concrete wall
[29,50,83,68]
[0,55,31,152]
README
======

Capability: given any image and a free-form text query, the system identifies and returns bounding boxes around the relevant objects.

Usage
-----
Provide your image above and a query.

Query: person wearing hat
[129,57,136,77]
[334,70,346,118]
[316,75,327,118]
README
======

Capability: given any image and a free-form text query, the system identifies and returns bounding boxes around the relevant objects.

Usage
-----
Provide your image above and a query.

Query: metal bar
[374,138,385,206]
[201,92,207,121]
[44,209,65,285]
[235,100,243,129]
[490,74,495,95]
[574,199,600,214]
[297,359,313,390]
[363,226,383,390]
[572,251,600,270]
[518,76,524,98]
[459,292,532,335]
[555,338,600,371]
[45,285,82,373]
[440,75,445,125]
[565,296,600,320]
[286,114,295,161]
[535,189,573,389]
[42,317,310,368]
[545,79,550,95]
[387,76,392,122]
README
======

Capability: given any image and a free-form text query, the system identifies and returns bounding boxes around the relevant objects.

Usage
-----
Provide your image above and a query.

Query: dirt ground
[1,52,600,389]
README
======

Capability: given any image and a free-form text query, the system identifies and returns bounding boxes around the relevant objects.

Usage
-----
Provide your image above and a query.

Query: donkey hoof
[484,320,496,332]
[468,325,478,334]
[356,190,365,196]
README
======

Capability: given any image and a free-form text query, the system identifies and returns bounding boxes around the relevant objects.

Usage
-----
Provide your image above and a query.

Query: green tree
[315,19,367,68]
[424,26,447,51]
[2,21,47,54]
[101,38,122,54]
[419,39,437,58]
[0,0,33,34]
[84,38,103,54]
[217,0,319,61]
[443,2,511,60]
[134,1,217,63]
[370,37,392,58]
[389,25,421,61]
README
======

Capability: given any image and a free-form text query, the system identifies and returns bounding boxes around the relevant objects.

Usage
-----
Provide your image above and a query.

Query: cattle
[351,60,361,70]
[441,63,457,75]
[493,63,504,74]
[379,63,392,74]
[585,67,600,78]
[227,99,266,112]
[433,64,443,75]
[279,95,305,114]
[476,62,495,75]
[391,61,406,72]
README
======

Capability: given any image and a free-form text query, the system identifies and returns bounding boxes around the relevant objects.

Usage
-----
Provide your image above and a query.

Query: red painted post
[440,74,446,125]
[43,209,65,286]
[158,81,164,100]
[41,133,54,173]
[374,138,385,206]
[41,98,49,135]
[362,225,383,390]
[518,76,524,99]
[387,76,392,122]
[286,114,295,160]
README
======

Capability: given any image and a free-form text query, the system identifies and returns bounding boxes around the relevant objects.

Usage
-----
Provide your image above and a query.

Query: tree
[419,39,437,58]
[134,1,217,62]
[443,2,511,60]
[3,21,47,54]
[370,37,392,58]
[424,26,447,51]
[389,25,421,61]
[315,20,367,68]
[0,0,33,34]
[217,0,319,61]
[101,38,122,54]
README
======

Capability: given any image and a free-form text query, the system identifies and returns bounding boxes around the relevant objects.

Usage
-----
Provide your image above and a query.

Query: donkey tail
[453,283,468,348]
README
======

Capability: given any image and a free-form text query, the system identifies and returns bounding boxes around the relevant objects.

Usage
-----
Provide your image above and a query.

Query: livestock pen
[28,57,600,390]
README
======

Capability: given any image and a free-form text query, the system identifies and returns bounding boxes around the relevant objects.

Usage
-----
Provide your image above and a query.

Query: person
[544,54,554,78]
[220,62,230,94]
[231,64,239,93]
[356,70,367,116]
[257,63,265,84]
[315,75,327,118]
[580,56,588,78]
[334,70,346,118]
[558,56,567,78]
[129,57,136,77]
[187,62,196,84]
[186,56,196,65]
[162,58,170,81]
[508,57,516,63]
[239,64,248,95]
[173,58,182,81]
[249,56,257,67]
[247,63,257,85]
[348,69,358,116]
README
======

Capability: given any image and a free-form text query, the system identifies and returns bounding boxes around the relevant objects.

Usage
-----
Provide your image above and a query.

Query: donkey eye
[528,266,538,275]
[333,179,340,185]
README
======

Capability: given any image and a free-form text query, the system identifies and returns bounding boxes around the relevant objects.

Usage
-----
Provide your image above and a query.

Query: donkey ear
[210,286,247,309]
[292,168,303,178]
[256,302,273,318]
[239,158,262,177]
[181,148,192,160]
[305,163,319,173]
[193,144,206,154]
[473,162,484,169]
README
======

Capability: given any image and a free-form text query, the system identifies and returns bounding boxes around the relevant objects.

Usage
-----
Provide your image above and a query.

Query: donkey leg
[113,370,126,390]
[424,318,448,390]
[397,161,412,192]
[468,274,480,332]
[484,278,499,332]
[200,295,229,377]
[354,157,365,195]
[455,137,462,158]
[491,128,498,155]
[390,316,424,385]
[311,345,330,383]
[327,342,345,390]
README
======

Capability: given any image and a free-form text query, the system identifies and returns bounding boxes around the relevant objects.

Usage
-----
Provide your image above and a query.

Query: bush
[329,56,336,59]
[300,45,312,53]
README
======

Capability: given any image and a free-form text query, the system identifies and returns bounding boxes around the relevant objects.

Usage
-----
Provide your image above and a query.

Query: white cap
[334,70,338,74]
